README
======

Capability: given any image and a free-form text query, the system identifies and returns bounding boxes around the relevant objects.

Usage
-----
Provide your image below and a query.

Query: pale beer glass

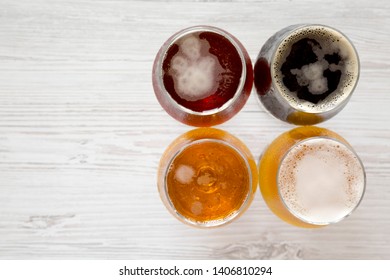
[259,126,365,228]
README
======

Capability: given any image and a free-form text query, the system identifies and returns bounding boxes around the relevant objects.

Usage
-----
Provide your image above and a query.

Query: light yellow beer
[259,126,365,228]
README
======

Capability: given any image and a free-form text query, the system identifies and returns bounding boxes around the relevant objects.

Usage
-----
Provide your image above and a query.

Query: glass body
[153,26,253,127]
[259,126,365,228]
[158,128,258,227]
[254,24,360,125]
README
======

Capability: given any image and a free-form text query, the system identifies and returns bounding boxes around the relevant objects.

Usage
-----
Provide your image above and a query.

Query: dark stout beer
[255,25,359,125]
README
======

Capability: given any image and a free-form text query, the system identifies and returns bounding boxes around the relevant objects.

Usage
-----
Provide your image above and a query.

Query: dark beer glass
[254,24,359,125]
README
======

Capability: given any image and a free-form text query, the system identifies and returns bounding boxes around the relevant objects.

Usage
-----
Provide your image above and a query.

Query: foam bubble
[308,76,328,95]
[181,36,201,61]
[302,62,324,80]
[174,164,195,184]
[197,171,216,186]
[170,35,220,102]
[291,61,329,95]
[278,138,364,224]
[191,201,203,215]
[171,56,189,73]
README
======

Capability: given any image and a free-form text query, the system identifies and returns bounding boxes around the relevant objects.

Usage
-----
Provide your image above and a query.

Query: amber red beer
[254,24,359,125]
[153,26,253,126]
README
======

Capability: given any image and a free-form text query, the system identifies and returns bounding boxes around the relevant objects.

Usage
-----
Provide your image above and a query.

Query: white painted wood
[0,0,389,259]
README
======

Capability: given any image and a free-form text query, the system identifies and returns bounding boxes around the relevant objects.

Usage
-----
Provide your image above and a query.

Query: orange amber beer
[259,126,365,228]
[158,128,258,227]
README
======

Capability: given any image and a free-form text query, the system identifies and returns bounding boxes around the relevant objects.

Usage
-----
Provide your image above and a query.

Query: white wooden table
[1,0,389,259]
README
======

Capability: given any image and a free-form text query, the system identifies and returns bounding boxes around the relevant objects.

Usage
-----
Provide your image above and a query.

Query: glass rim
[276,136,366,226]
[163,138,253,228]
[154,25,248,116]
[270,23,361,115]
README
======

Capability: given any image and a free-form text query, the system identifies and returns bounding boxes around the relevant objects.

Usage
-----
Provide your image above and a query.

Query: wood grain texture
[0,0,389,259]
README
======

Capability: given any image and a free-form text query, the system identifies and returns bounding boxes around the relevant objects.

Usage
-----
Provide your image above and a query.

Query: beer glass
[259,126,365,228]
[158,128,258,227]
[254,24,360,125]
[153,26,253,127]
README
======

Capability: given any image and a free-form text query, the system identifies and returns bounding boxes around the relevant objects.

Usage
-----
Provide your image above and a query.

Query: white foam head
[272,25,359,113]
[278,138,365,225]
[174,164,195,184]
[291,60,329,95]
[170,34,221,101]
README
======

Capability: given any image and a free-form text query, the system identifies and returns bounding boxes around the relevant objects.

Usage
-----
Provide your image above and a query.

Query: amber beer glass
[153,26,253,127]
[254,24,359,125]
[158,128,258,227]
[259,126,365,228]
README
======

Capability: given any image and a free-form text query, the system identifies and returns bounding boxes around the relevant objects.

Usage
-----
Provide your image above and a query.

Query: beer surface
[162,31,243,112]
[273,26,359,112]
[278,138,365,224]
[166,140,250,224]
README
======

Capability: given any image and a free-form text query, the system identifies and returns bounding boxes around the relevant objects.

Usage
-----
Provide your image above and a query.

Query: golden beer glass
[259,126,366,228]
[158,128,258,227]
